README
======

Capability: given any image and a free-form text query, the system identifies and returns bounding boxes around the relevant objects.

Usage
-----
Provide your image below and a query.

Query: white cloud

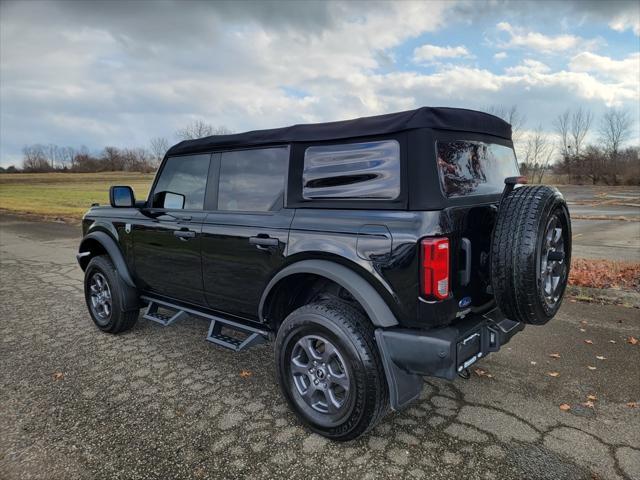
[413,44,471,63]
[570,52,640,86]
[494,52,508,60]
[609,14,640,36]
[496,22,601,53]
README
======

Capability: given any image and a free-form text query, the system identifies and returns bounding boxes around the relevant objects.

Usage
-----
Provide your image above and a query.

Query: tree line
[3,111,638,185]
[2,120,232,174]
[498,106,637,185]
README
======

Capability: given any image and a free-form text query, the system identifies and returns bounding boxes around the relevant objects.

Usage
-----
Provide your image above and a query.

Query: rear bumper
[375,308,524,410]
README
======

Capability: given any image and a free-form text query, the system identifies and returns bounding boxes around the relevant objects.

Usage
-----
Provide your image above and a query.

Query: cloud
[413,44,471,63]
[0,0,638,167]
[496,22,601,53]
[608,15,640,36]
[569,52,640,87]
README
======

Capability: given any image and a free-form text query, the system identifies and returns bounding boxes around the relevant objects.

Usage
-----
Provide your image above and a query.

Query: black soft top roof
[167,106,512,156]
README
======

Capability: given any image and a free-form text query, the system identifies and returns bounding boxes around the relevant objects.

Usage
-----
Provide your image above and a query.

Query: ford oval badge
[459,296,472,308]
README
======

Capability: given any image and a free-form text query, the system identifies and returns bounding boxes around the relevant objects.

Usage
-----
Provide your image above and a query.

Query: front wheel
[275,301,389,441]
[84,255,139,333]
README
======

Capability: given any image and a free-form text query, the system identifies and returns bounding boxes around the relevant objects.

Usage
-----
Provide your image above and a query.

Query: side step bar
[140,296,269,352]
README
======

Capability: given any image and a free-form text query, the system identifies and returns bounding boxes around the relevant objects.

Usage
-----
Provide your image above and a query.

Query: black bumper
[375,308,524,410]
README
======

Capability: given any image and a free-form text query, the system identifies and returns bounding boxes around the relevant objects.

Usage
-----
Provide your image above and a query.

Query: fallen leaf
[52,371,64,381]
[587,395,597,401]
[609,340,616,344]
[547,371,560,377]
[584,339,594,345]
[559,403,571,411]
[626,402,638,408]
[530,361,537,365]
[549,353,561,359]
[596,355,606,360]
[474,368,492,378]
[582,401,595,409]
[627,336,638,345]
[239,370,253,378]
[587,366,597,370]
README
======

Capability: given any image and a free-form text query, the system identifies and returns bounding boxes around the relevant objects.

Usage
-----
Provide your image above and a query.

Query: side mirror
[109,186,136,208]
[152,191,185,209]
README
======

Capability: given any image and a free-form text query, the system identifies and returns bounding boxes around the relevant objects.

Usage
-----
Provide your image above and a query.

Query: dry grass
[0,172,153,221]
[569,259,640,291]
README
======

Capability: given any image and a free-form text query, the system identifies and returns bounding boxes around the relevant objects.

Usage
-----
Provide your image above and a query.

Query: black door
[132,153,212,306]
[201,146,292,320]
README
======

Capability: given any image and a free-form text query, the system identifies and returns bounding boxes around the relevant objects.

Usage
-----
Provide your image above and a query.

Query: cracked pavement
[0,214,638,480]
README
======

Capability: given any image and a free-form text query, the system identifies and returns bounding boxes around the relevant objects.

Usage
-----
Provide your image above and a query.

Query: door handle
[174,230,196,240]
[249,236,279,248]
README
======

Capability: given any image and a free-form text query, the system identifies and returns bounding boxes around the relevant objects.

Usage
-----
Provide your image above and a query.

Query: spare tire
[491,185,571,325]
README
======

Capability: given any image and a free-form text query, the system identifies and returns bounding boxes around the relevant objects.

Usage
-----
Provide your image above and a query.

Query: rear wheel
[275,301,389,441]
[491,185,571,325]
[84,255,139,333]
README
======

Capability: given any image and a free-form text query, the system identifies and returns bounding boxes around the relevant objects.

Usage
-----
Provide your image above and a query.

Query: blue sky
[0,0,638,167]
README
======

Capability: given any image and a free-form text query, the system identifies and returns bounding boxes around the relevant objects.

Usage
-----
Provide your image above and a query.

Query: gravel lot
[1,214,639,480]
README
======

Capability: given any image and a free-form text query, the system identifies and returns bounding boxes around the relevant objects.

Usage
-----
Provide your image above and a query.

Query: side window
[218,147,288,212]
[302,140,400,200]
[152,154,211,209]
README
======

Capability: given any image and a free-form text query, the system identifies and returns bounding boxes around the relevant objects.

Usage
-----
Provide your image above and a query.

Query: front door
[132,153,212,306]
[201,146,292,320]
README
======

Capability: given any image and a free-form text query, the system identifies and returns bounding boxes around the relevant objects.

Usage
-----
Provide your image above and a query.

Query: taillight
[421,237,450,300]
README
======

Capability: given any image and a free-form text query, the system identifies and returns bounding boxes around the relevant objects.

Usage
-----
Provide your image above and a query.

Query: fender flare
[259,259,399,327]
[78,231,136,289]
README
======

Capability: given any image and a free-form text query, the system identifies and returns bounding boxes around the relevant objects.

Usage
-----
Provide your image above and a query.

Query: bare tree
[486,105,527,143]
[149,137,169,165]
[599,108,633,184]
[522,126,554,183]
[22,144,51,172]
[554,109,571,158]
[570,107,593,157]
[175,120,233,140]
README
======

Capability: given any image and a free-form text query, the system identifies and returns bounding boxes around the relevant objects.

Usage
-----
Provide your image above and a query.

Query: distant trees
[175,120,233,140]
[520,126,554,183]
[552,107,636,185]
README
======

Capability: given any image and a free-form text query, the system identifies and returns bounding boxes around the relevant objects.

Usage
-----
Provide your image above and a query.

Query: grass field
[0,172,154,221]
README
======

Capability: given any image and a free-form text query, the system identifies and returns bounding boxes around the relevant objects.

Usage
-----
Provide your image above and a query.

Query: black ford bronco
[78,107,571,440]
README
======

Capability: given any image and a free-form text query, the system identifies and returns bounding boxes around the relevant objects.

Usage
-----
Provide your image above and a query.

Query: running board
[140,296,269,352]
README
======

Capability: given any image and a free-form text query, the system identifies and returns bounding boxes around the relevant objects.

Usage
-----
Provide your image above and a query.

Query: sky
[0,0,639,167]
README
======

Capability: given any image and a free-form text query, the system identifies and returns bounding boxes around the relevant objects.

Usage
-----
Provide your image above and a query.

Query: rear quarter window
[302,140,400,200]
[436,140,519,197]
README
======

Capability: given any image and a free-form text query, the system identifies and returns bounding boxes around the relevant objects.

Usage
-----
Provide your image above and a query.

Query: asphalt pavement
[0,214,639,480]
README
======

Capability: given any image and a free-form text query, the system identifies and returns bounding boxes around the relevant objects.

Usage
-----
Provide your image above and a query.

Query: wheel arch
[78,231,136,289]
[259,259,399,329]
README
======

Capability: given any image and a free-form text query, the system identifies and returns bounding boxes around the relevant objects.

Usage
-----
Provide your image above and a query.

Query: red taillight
[421,237,450,300]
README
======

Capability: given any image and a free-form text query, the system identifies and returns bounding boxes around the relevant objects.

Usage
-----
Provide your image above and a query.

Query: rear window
[436,140,519,197]
[303,140,400,200]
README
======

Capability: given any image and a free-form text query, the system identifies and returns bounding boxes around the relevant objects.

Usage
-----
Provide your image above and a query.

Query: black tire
[84,255,139,333]
[491,185,571,325]
[275,301,389,441]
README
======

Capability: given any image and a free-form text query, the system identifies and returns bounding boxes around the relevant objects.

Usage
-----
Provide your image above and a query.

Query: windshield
[436,140,519,197]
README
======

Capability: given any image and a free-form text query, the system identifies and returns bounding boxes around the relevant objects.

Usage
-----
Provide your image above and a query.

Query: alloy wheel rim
[540,215,566,307]
[290,335,351,416]
[89,272,112,322]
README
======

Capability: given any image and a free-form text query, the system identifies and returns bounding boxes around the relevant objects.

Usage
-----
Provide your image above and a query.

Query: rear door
[201,146,292,320]
[132,153,212,305]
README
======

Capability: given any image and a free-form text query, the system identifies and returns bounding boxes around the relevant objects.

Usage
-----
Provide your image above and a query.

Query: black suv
[78,107,571,440]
